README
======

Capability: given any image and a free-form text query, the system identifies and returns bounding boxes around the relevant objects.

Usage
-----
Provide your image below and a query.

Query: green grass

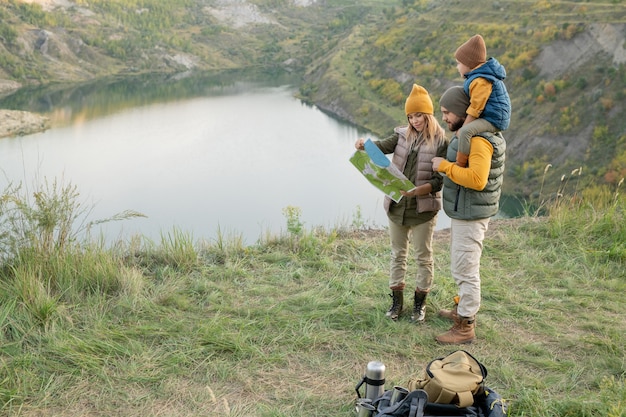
[0,179,624,416]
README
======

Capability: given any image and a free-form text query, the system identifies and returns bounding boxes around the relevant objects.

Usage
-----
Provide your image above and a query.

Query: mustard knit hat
[455,34,487,69]
[405,84,434,115]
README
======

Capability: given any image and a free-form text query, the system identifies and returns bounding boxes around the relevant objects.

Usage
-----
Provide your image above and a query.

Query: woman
[355,84,448,322]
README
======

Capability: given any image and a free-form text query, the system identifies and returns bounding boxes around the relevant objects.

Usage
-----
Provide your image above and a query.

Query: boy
[454,34,511,167]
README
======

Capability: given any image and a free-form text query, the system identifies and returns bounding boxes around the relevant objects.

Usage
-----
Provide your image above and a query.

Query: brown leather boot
[411,290,428,323]
[438,296,459,321]
[385,290,403,321]
[435,315,475,344]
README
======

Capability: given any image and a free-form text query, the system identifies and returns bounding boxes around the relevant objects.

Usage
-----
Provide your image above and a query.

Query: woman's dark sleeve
[429,142,448,193]
[375,132,400,154]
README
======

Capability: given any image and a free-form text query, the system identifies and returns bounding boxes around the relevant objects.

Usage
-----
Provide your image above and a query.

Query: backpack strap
[408,392,427,417]
[374,389,427,417]
[456,391,474,411]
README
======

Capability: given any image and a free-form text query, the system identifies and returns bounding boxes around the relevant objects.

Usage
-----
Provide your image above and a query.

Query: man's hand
[432,157,444,171]
[355,138,365,150]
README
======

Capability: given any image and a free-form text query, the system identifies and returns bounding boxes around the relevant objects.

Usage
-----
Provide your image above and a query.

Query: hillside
[299,2,626,200]
[0,0,625,199]
[0,177,624,416]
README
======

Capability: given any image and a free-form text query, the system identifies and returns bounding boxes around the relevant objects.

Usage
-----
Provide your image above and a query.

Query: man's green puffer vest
[442,132,506,220]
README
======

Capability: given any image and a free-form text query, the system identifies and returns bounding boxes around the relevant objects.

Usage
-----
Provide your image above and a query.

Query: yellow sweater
[436,136,494,191]
[467,77,493,118]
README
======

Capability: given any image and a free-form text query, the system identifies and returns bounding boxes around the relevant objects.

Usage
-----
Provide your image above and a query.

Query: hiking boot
[438,295,459,321]
[435,315,475,345]
[411,290,428,323]
[438,305,458,321]
[385,290,403,321]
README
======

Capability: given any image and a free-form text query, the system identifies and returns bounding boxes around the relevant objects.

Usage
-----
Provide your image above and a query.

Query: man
[431,86,506,344]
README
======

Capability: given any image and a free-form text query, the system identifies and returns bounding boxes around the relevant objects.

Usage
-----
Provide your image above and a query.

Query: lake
[0,71,451,245]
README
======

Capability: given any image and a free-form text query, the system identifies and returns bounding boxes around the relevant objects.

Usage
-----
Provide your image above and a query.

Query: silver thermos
[355,361,386,401]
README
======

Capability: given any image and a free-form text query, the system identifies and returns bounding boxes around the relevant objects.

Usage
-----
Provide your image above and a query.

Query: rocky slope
[505,22,626,168]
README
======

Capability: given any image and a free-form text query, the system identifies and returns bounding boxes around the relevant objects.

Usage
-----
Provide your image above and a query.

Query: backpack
[360,350,507,417]
[407,350,487,408]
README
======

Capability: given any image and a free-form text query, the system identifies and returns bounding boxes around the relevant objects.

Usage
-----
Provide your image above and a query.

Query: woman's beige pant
[388,215,438,291]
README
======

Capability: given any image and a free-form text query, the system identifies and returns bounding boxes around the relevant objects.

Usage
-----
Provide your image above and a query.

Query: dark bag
[371,387,506,417]
[372,389,428,417]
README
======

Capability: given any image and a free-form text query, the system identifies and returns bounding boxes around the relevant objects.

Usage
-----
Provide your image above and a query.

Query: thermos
[389,386,409,405]
[356,400,376,417]
[355,361,386,401]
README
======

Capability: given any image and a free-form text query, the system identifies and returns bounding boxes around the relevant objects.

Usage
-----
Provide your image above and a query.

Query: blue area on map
[364,138,390,168]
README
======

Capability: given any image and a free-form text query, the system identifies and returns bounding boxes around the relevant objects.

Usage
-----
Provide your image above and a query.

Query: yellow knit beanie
[405,84,434,115]
[455,34,487,69]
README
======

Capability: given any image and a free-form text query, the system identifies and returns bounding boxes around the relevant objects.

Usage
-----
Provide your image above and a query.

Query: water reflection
[0,69,302,126]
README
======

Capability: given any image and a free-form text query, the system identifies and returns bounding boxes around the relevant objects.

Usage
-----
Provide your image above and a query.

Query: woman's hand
[400,189,417,197]
[355,138,365,150]
[401,183,432,197]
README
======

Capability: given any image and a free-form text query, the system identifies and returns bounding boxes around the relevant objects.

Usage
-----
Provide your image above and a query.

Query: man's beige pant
[388,216,438,291]
[450,217,490,318]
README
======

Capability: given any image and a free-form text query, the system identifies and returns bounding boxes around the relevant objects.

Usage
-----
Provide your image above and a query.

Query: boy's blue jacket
[464,57,511,131]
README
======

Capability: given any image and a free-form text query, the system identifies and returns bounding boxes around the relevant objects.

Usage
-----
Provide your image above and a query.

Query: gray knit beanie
[440,86,470,118]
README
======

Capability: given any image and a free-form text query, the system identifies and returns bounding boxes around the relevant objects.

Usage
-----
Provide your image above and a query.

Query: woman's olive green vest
[442,132,506,220]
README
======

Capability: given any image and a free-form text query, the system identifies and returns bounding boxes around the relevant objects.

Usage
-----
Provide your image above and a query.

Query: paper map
[350,139,416,203]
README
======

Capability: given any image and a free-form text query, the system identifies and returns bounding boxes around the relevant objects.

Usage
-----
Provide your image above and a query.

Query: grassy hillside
[300,0,626,200]
[0,0,377,81]
[0,176,624,416]
[0,3,624,416]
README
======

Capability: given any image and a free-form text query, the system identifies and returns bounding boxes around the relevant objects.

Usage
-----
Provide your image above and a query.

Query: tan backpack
[407,350,487,408]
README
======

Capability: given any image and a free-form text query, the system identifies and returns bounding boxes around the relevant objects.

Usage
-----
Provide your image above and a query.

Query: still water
[0,72,450,245]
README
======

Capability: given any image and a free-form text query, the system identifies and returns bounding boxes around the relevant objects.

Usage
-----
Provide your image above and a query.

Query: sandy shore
[0,109,50,138]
